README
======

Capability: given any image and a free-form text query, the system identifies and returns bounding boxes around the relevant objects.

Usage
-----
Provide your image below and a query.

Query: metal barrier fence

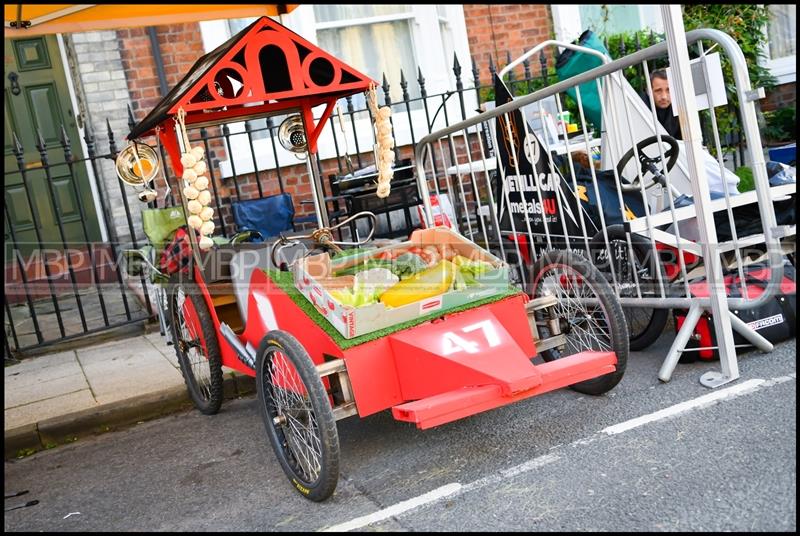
[414,27,795,386]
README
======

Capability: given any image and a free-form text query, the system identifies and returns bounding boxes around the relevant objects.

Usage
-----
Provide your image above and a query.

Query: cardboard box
[293,227,510,339]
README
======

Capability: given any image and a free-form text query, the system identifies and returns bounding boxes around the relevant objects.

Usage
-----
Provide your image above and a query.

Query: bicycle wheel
[167,276,224,415]
[256,330,339,502]
[591,227,669,350]
[529,249,629,395]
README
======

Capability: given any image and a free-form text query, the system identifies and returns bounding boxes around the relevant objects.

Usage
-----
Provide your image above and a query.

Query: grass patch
[15,447,37,459]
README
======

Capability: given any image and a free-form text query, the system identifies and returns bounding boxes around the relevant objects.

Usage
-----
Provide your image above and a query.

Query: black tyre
[256,330,339,502]
[167,276,224,415]
[528,250,629,395]
[590,227,670,351]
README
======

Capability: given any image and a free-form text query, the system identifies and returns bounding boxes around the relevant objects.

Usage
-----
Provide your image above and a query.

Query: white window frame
[198,5,477,178]
[759,4,796,85]
[550,5,664,43]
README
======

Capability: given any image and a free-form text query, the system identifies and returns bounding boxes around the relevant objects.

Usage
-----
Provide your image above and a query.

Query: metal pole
[305,153,329,228]
[660,5,738,387]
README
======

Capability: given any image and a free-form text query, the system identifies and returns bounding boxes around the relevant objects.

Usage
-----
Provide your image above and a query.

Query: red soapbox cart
[122,17,628,501]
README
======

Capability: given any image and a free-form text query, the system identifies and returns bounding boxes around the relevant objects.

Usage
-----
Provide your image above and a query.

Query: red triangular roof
[128,16,376,140]
[177,16,375,113]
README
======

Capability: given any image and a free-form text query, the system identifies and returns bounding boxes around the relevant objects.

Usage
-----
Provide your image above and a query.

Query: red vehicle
[122,16,628,501]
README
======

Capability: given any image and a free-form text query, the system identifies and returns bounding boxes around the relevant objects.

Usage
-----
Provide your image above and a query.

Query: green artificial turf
[263,268,521,350]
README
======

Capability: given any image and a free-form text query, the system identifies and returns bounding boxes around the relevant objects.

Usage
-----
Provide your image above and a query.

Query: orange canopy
[4,4,298,37]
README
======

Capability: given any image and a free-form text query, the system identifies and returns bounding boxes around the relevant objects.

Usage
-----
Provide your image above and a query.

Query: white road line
[323,374,795,532]
[601,378,767,435]
[321,483,462,532]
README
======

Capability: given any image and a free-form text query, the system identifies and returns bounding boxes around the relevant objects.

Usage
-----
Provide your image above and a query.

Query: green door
[4,35,102,259]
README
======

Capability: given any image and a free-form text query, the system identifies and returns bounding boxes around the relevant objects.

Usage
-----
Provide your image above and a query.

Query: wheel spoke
[266,350,324,484]
[173,286,214,403]
[538,264,612,357]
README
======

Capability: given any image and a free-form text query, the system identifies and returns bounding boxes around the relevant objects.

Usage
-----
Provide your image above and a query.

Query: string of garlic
[366,84,394,198]
[177,108,215,250]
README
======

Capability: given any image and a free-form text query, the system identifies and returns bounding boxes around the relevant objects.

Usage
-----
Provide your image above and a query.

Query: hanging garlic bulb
[190,145,205,162]
[198,235,214,250]
[365,84,395,199]
[183,185,199,200]
[200,220,215,236]
[180,153,197,169]
[175,107,215,247]
[187,214,203,230]
[199,206,214,222]
[193,175,209,190]
[197,190,212,206]
[187,199,202,214]
[192,161,207,175]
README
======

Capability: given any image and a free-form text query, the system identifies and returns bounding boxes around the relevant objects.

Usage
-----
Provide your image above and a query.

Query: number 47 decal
[441,320,501,355]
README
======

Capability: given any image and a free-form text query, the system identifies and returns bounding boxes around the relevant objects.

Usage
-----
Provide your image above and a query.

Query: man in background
[642,68,683,140]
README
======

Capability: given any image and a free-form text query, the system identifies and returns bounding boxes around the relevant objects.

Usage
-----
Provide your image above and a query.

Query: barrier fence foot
[659,303,703,383]
[728,311,774,353]
[699,370,739,388]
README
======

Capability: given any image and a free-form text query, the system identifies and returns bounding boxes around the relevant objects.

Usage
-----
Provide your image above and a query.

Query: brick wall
[462,4,552,86]
[69,30,143,248]
[762,82,796,112]
[117,24,207,120]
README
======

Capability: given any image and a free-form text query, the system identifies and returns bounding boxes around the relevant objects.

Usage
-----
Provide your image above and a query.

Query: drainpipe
[147,26,169,96]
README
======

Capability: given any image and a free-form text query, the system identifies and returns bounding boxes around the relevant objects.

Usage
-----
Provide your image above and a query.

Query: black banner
[493,75,584,240]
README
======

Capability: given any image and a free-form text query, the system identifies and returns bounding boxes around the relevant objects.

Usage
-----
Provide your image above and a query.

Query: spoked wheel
[591,227,670,350]
[256,330,339,502]
[167,276,224,415]
[528,250,629,395]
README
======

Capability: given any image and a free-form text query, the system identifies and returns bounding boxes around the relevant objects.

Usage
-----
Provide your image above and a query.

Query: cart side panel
[341,339,405,417]
[242,269,345,367]
[193,266,250,374]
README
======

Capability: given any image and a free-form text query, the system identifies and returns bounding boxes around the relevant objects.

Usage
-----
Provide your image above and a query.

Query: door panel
[26,83,66,147]
[4,35,102,258]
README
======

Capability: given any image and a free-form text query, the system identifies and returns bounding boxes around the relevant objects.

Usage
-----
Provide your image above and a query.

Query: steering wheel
[615,135,679,193]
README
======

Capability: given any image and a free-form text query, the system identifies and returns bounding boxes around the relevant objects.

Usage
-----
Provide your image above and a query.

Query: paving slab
[143,331,180,370]
[4,389,96,430]
[4,372,89,408]
[77,338,183,403]
[4,350,78,375]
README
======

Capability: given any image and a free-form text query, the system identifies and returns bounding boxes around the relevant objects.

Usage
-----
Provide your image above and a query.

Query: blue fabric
[231,193,295,241]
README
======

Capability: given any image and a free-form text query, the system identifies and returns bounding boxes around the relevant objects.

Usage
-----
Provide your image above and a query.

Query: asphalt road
[4,333,796,532]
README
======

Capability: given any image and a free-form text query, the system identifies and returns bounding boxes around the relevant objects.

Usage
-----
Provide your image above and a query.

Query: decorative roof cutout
[128,16,376,140]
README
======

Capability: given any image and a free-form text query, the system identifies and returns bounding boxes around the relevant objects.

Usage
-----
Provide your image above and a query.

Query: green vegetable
[334,258,394,277]
[452,270,467,291]
[393,252,428,279]
[458,259,493,277]
[329,287,378,308]
[460,269,478,287]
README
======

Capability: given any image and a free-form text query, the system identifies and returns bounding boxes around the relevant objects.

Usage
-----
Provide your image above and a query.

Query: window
[551,5,664,43]
[198,5,474,177]
[764,4,796,84]
[314,5,419,109]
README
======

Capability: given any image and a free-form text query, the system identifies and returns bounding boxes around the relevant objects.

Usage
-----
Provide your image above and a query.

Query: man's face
[651,76,671,109]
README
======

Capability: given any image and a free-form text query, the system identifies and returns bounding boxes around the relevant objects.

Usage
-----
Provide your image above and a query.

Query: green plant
[762,106,796,143]
[734,166,754,192]
[15,447,37,458]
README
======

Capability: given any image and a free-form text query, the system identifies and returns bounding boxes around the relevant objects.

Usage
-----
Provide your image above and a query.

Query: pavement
[4,328,254,460]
